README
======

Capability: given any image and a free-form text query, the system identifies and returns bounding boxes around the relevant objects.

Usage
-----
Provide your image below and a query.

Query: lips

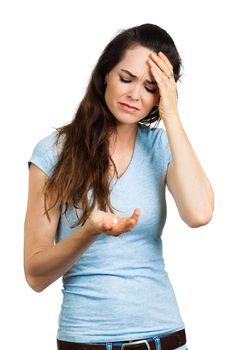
[119,102,140,111]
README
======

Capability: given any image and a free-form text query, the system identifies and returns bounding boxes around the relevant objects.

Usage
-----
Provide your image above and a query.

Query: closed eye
[119,76,156,94]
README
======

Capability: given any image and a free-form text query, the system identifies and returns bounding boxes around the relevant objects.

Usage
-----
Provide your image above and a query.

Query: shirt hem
[57,323,185,343]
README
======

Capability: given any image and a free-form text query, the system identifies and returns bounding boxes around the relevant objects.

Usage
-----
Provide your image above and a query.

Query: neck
[111,123,138,147]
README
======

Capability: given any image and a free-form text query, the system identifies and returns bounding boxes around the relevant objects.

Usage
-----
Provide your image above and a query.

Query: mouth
[119,102,140,112]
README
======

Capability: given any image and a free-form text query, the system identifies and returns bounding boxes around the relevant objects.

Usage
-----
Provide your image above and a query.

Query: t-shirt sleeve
[28,130,59,177]
[159,128,172,166]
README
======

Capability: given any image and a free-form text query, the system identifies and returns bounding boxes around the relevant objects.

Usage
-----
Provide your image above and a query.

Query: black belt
[57,329,186,350]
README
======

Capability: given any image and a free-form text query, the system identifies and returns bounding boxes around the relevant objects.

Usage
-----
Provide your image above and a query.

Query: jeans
[57,334,188,350]
[99,340,188,350]
[58,343,188,350]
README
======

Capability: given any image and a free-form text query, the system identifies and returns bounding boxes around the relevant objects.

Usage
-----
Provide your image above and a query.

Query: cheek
[114,82,129,96]
[105,83,127,107]
[139,86,158,106]
[143,93,157,109]
[106,82,119,99]
[104,86,113,106]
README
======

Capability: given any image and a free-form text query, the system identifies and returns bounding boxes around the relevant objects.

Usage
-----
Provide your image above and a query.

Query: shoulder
[139,125,166,147]
[32,129,59,152]
[138,125,171,165]
[28,129,64,177]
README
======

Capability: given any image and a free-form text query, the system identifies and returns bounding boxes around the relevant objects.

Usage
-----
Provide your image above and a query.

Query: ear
[104,73,109,83]
[154,94,160,107]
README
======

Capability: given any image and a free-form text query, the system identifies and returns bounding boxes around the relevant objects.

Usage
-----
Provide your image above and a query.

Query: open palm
[85,208,141,236]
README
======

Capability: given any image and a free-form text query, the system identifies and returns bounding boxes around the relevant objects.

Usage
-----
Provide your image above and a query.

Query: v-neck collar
[109,126,140,185]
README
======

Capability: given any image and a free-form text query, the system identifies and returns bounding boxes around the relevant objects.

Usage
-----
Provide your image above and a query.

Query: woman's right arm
[24,164,140,293]
[24,164,100,293]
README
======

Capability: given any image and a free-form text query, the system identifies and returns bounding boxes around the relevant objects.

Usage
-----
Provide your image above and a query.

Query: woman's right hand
[84,208,141,237]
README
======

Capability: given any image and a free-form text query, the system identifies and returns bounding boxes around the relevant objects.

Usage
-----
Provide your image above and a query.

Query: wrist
[82,221,102,238]
[162,113,181,127]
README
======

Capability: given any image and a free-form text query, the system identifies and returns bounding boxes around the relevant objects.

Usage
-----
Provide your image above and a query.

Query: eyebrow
[120,69,156,85]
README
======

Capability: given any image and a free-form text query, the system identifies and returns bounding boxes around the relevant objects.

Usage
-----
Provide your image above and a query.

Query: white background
[0,0,232,349]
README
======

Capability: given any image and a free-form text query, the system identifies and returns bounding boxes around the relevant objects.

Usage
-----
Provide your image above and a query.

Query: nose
[127,83,141,101]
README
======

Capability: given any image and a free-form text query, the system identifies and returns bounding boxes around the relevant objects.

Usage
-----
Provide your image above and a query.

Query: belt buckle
[121,340,151,350]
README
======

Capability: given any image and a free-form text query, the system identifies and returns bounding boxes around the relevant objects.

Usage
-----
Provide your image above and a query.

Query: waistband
[57,328,186,350]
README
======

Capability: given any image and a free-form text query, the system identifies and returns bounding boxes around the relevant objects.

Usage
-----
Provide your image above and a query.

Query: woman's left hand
[147,51,179,121]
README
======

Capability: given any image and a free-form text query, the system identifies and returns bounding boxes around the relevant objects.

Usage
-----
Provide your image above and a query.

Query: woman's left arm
[164,115,214,228]
[148,51,214,228]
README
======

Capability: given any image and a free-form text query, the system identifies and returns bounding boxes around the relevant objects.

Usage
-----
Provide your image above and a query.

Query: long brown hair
[44,23,183,228]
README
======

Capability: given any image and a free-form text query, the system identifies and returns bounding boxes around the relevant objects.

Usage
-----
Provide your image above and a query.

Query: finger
[102,217,113,230]
[127,209,141,226]
[158,51,174,71]
[131,208,141,219]
[104,222,111,229]
[151,51,173,72]
[129,212,140,224]
[148,63,168,87]
[148,55,171,78]
[126,219,135,228]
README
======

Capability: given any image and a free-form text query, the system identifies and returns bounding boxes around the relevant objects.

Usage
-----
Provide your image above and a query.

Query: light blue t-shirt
[28,125,185,343]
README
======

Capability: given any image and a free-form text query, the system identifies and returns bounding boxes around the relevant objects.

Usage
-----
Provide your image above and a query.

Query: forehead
[115,45,154,73]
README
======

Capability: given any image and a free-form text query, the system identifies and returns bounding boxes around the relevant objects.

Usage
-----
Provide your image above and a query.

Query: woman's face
[104,45,160,125]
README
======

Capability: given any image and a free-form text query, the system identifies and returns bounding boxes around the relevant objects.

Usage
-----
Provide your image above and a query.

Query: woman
[24,23,214,350]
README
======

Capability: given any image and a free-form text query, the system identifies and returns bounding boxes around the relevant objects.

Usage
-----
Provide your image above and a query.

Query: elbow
[187,210,214,228]
[25,273,47,293]
[24,257,49,293]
